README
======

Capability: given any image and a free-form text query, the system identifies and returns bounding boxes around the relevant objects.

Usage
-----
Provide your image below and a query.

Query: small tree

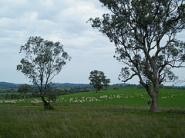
[90,0,185,112]
[17,84,32,100]
[17,36,71,110]
[89,70,110,92]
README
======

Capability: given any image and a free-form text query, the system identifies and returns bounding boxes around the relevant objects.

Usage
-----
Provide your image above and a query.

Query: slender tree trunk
[41,96,54,110]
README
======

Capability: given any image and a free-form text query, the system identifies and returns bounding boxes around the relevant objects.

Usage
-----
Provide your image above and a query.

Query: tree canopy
[17,36,71,109]
[89,70,110,92]
[90,0,185,112]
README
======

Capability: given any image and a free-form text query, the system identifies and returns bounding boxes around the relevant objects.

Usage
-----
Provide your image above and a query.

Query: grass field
[0,87,185,138]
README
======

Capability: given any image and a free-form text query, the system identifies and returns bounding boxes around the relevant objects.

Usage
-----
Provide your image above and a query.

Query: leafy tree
[17,36,71,110]
[90,0,185,112]
[17,84,32,99]
[89,70,110,92]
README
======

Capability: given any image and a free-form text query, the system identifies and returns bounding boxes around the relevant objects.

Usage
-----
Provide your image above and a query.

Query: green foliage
[44,88,61,103]
[17,36,71,88]
[17,84,32,99]
[90,0,185,84]
[17,36,71,109]
[18,84,32,93]
[90,0,185,85]
[90,0,185,112]
[89,70,110,92]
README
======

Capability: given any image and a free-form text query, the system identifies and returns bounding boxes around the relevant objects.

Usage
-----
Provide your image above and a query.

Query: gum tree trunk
[150,92,159,112]
[148,84,159,112]
[41,96,54,110]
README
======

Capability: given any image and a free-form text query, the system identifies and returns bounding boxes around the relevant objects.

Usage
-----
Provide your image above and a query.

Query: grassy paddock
[0,87,185,138]
[57,87,185,109]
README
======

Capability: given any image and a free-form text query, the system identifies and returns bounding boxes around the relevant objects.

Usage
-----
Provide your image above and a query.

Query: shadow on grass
[165,109,185,115]
[91,105,185,115]
[121,107,185,115]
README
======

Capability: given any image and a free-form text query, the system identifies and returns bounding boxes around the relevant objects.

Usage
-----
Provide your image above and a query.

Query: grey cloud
[0,0,123,84]
[5,0,184,84]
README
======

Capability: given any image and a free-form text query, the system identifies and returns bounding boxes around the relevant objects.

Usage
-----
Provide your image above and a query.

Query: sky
[0,0,124,84]
[0,0,185,85]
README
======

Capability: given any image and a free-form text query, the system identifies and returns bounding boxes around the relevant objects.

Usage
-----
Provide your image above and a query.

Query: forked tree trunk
[41,96,54,110]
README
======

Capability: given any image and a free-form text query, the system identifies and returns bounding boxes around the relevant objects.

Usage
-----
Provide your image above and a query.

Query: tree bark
[150,93,159,112]
[41,96,54,110]
[148,86,159,112]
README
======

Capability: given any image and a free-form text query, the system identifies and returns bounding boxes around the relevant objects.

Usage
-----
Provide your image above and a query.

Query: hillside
[0,82,91,90]
[52,83,91,89]
[0,82,18,89]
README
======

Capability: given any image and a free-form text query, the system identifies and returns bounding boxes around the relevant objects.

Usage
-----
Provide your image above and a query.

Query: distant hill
[0,82,91,90]
[0,82,19,90]
[51,83,91,89]
[0,82,154,91]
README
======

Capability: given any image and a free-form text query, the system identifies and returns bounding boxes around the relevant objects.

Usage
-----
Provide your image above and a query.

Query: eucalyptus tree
[17,84,32,100]
[90,0,185,112]
[89,70,110,92]
[17,36,71,110]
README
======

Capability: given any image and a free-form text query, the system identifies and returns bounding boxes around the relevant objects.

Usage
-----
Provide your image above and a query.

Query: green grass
[57,87,185,109]
[0,87,185,138]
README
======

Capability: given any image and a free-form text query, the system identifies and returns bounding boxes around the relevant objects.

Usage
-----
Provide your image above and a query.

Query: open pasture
[0,87,185,138]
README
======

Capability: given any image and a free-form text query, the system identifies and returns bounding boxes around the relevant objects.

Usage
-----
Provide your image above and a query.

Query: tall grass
[0,104,185,138]
[0,87,185,138]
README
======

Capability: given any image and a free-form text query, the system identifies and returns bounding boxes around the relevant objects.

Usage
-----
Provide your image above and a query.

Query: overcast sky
[0,0,124,84]
[0,0,185,85]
